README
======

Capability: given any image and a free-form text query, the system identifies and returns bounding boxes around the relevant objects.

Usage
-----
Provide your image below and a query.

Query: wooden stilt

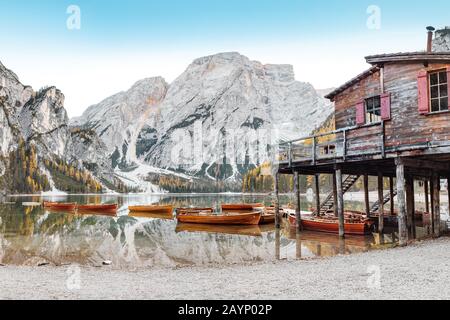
[335,167,345,238]
[364,174,370,217]
[425,180,430,214]
[275,228,281,260]
[294,171,302,232]
[406,175,416,239]
[389,176,395,215]
[314,174,320,215]
[447,176,450,220]
[274,173,281,229]
[430,178,435,235]
[396,160,408,246]
[333,172,338,217]
[377,172,384,233]
[432,172,441,238]
[296,233,302,259]
[339,238,346,255]
[316,244,322,257]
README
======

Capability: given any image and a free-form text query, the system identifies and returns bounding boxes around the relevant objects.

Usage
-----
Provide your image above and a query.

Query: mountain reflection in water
[0,193,443,267]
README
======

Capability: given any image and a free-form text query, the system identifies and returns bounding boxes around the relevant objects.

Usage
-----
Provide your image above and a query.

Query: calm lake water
[0,194,447,268]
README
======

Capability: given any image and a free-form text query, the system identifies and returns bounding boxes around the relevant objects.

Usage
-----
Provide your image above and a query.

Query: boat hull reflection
[176,223,275,237]
[129,211,174,220]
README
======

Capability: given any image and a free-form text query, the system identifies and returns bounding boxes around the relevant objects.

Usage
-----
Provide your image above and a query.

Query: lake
[0,193,447,268]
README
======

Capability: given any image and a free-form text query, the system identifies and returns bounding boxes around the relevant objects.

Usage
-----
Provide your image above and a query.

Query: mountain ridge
[73,52,334,190]
[0,52,334,194]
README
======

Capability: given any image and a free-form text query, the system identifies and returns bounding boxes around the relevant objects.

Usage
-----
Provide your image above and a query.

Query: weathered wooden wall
[384,62,450,149]
[334,71,381,129]
[333,62,450,150]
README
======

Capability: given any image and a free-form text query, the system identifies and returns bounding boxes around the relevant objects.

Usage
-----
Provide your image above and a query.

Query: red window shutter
[447,67,450,110]
[417,70,429,114]
[356,101,365,125]
[380,93,391,120]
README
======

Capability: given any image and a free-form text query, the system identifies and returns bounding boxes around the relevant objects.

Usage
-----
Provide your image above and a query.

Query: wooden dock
[275,28,450,246]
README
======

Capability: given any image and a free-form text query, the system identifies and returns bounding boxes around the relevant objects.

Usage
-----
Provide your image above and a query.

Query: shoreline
[1,237,450,300]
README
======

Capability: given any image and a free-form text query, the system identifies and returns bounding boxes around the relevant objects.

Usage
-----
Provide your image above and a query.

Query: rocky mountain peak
[138,52,333,181]
[0,61,20,84]
[188,52,295,83]
[433,27,450,52]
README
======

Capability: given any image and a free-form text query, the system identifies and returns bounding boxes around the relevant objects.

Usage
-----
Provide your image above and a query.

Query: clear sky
[0,0,449,117]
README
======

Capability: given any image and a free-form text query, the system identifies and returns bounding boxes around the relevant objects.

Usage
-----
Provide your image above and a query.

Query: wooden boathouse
[276,27,450,245]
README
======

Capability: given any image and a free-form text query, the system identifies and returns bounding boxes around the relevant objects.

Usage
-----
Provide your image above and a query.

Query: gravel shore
[1,237,450,300]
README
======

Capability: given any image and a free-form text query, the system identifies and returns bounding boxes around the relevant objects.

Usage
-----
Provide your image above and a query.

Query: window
[429,70,448,112]
[365,96,381,123]
[320,145,336,156]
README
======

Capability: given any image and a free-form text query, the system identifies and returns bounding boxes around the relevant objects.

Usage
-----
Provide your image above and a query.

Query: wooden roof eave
[325,66,380,101]
[365,52,450,65]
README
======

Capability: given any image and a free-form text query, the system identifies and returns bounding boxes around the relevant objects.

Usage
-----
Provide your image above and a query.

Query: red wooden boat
[221,203,263,211]
[43,201,77,211]
[177,211,261,225]
[288,214,374,236]
[260,213,275,225]
[77,203,118,213]
[175,207,214,215]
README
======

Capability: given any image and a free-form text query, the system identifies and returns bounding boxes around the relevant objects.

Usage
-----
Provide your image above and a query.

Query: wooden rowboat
[260,212,275,225]
[177,211,261,225]
[129,205,173,214]
[288,214,374,236]
[77,204,118,213]
[175,207,214,214]
[43,201,77,211]
[221,203,264,211]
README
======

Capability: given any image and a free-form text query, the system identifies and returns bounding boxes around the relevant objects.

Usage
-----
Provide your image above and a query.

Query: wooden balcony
[279,122,386,166]
[278,121,450,173]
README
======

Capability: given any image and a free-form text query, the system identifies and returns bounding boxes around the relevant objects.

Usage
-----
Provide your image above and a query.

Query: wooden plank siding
[383,62,450,149]
[334,71,381,129]
[333,62,450,149]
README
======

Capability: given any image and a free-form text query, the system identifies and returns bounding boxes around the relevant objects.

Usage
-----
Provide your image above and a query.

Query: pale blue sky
[0,0,449,117]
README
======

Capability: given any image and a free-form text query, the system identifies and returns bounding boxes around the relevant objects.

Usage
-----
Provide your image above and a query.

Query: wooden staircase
[317,175,360,215]
[370,188,398,214]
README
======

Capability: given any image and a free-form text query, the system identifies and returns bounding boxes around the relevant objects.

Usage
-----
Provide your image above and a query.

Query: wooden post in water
[396,160,408,246]
[389,176,395,215]
[406,175,416,239]
[275,228,281,260]
[364,174,370,217]
[296,233,302,259]
[377,171,384,233]
[425,180,430,214]
[314,174,320,215]
[333,172,338,217]
[447,176,450,220]
[432,172,441,238]
[339,238,346,255]
[430,178,435,235]
[316,244,322,257]
[274,172,281,229]
[335,167,345,238]
[294,171,302,232]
